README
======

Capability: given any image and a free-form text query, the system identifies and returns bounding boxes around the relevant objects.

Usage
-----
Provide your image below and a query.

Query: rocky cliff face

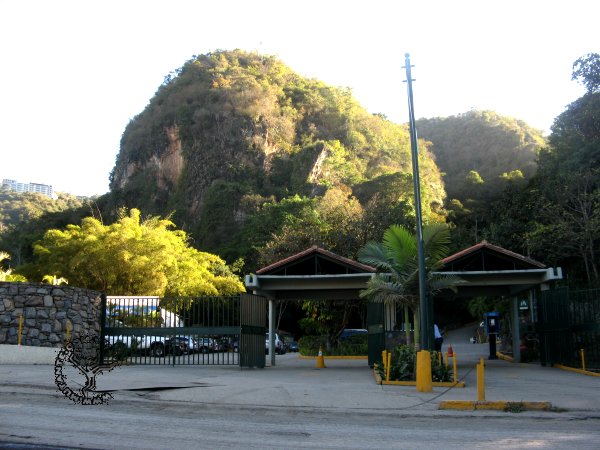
[113,125,184,191]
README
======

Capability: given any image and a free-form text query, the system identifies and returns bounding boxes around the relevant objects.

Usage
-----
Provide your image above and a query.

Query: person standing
[434,323,443,352]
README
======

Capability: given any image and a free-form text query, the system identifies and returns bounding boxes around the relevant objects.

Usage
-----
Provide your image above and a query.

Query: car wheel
[201,347,209,354]
[151,343,165,357]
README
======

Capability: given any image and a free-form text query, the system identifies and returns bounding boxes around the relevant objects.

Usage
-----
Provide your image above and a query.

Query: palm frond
[383,225,416,267]
[423,223,451,268]
[359,275,418,307]
[357,241,395,272]
[427,273,465,295]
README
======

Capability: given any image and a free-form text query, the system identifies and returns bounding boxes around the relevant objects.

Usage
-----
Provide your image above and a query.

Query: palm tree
[357,223,461,348]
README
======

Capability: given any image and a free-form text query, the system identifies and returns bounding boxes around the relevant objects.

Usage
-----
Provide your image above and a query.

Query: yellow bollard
[581,349,586,371]
[386,351,392,382]
[65,321,71,345]
[416,350,432,392]
[477,357,485,401]
[452,352,458,383]
[315,346,326,369]
[17,314,23,346]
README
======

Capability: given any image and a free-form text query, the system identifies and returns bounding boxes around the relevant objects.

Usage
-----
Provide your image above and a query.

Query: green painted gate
[101,294,266,366]
[367,301,385,367]
[239,294,267,368]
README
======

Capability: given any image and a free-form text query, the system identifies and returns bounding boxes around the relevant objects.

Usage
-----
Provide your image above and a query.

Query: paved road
[1,325,600,449]
[2,385,599,450]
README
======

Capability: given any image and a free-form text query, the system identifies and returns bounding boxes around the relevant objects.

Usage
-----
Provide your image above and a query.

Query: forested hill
[106,50,446,266]
[416,110,546,203]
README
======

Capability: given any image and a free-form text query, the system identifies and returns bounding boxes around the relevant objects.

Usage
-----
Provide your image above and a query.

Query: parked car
[163,336,192,355]
[286,340,299,352]
[340,329,368,340]
[196,337,218,353]
[104,334,167,357]
[265,333,286,355]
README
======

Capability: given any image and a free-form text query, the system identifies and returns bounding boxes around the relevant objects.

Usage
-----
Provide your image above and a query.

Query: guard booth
[434,240,562,362]
[245,246,383,366]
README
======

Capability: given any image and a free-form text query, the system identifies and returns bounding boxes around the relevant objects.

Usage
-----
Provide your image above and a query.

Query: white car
[265,333,286,355]
[105,334,167,357]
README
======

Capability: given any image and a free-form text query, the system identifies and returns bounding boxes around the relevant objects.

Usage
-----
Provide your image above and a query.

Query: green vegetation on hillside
[451,54,600,284]
[107,50,446,270]
[0,190,89,266]
[416,110,545,203]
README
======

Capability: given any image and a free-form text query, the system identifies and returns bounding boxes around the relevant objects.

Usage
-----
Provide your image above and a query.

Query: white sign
[519,299,529,310]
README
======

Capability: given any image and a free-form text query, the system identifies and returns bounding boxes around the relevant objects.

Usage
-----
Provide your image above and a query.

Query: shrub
[298,334,368,356]
[378,345,452,382]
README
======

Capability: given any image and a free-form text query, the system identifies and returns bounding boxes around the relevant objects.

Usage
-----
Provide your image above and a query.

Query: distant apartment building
[2,179,54,198]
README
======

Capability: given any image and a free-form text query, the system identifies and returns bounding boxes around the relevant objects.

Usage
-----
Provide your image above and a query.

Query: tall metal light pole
[403,53,430,350]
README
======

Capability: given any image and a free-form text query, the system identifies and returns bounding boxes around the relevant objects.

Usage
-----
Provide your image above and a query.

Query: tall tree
[20,208,245,296]
[572,53,600,93]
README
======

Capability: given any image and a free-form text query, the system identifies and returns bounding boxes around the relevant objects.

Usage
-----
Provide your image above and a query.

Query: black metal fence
[102,295,242,365]
[538,287,600,370]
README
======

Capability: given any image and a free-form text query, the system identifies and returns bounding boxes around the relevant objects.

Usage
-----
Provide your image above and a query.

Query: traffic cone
[315,346,326,369]
[447,344,454,357]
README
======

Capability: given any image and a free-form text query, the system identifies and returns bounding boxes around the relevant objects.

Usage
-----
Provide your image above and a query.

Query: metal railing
[538,287,600,370]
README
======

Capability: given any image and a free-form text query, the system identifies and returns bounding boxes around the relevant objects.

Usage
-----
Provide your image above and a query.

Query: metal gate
[239,294,267,368]
[538,287,600,370]
[367,301,385,367]
[101,295,242,365]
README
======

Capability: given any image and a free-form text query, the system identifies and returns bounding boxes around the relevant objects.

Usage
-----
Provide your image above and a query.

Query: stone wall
[0,282,102,347]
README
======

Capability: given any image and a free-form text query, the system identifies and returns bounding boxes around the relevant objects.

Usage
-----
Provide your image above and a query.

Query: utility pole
[403,53,430,350]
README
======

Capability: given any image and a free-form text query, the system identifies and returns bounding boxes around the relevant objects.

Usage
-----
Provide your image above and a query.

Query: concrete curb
[554,364,600,377]
[439,400,553,411]
[0,344,59,365]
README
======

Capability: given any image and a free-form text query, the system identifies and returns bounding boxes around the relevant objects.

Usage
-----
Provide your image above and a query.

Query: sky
[1,0,598,197]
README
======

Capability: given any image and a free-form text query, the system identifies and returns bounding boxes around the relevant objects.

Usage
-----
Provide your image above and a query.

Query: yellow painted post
[437,351,442,366]
[581,349,586,371]
[386,351,392,382]
[477,357,485,401]
[444,351,448,367]
[17,314,23,346]
[452,352,458,383]
[416,350,432,392]
[381,350,387,374]
[65,321,71,345]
